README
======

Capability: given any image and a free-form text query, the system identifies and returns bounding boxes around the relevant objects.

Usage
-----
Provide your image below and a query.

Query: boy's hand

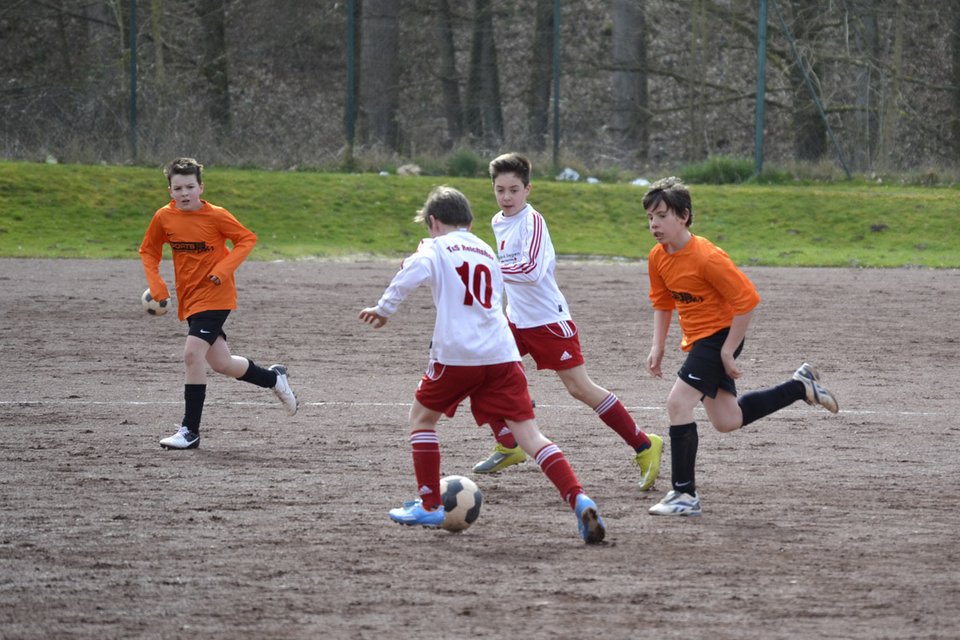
[646,346,664,378]
[359,307,388,328]
[208,275,221,285]
[721,351,742,379]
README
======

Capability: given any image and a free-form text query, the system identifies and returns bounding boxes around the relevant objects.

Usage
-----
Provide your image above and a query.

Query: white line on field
[0,399,946,417]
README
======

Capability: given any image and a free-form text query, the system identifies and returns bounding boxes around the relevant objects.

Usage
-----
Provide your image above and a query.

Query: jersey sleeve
[209,207,257,283]
[704,250,761,314]
[647,248,675,310]
[138,211,171,301]
[498,212,549,284]
[374,240,433,317]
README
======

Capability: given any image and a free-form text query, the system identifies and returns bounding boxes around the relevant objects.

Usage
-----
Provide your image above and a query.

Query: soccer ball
[141,288,170,316]
[439,475,482,532]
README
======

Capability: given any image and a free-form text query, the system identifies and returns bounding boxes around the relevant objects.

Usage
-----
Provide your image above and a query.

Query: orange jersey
[139,200,257,320]
[648,234,760,351]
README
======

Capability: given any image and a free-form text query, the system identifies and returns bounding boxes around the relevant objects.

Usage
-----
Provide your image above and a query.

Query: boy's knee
[712,420,742,433]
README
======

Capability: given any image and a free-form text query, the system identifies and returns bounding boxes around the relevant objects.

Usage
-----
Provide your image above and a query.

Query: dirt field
[1,258,958,640]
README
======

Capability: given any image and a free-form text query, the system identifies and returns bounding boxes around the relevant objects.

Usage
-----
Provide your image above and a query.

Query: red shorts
[510,321,584,371]
[415,361,536,426]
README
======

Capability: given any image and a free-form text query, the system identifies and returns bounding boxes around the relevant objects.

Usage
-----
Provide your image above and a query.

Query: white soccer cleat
[160,425,199,449]
[792,362,839,413]
[269,364,299,416]
[648,489,701,516]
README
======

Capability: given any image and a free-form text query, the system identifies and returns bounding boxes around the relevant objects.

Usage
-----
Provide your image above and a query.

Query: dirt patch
[1,258,958,639]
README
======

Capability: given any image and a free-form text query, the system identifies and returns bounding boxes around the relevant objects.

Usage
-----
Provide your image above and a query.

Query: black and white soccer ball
[141,288,170,316]
[440,475,482,532]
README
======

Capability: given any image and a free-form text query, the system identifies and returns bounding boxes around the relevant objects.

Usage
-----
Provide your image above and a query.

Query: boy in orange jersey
[642,177,839,516]
[139,158,298,450]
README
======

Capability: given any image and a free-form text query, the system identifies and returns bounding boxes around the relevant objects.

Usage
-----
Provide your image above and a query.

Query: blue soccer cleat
[574,494,606,544]
[388,499,445,528]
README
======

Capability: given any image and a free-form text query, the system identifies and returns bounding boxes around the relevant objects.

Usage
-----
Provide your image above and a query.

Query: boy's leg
[649,379,703,516]
[508,419,605,543]
[472,419,526,474]
[735,363,839,426]
[161,335,210,449]
[558,365,654,450]
[203,336,298,416]
[388,400,445,527]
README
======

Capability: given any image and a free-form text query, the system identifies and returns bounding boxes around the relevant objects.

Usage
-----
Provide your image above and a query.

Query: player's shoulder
[203,201,232,215]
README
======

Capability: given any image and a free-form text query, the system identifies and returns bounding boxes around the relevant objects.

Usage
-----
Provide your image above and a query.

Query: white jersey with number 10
[373,230,522,366]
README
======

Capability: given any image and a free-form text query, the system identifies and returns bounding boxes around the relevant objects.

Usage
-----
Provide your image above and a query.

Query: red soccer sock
[410,430,442,510]
[488,419,519,449]
[535,443,583,510]
[595,393,651,451]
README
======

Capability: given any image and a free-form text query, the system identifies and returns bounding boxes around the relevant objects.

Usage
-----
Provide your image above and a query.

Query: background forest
[2,0,958,178]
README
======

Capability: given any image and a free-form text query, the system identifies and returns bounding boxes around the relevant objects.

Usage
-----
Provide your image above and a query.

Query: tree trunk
[435,0,463,147]
[848,0,879,171]
[686,0,707,161]
[525,0,553,151]
[610,0,648,161]
[788,0,826,161]
[150,0,165,86]
[877,0,904,169]
[465,0,503,146]
[198,0,231,135]
[359,0,401,150]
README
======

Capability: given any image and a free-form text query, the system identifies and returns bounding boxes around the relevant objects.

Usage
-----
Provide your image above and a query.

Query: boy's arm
[209,210,257,284]
[720,310,753,379]
[138,214,171,301]
[497,214,549,284]
[646,309,672,378]
[360,247,432,327]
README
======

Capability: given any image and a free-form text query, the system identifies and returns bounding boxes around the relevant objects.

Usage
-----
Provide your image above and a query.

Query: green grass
[0,160,957,267]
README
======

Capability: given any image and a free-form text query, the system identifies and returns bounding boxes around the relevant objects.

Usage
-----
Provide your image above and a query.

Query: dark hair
[164,157,203,186]
[489,152,531,186]
[414,186,473,228]
[642,176,693,227]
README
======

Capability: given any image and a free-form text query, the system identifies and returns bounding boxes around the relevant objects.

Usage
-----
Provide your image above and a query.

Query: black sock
[238,358,277,388]
[669,422,698,495]
[738,380,806,426]
[182,384,206,434]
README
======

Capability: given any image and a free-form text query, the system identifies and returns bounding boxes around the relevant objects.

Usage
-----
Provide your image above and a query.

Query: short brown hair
[489,152,531,186]
[414,186,473,228]
[642,177,693,227]
[164,157,203,186]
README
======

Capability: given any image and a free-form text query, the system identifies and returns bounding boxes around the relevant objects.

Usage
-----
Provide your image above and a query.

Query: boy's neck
[666,230,693,254]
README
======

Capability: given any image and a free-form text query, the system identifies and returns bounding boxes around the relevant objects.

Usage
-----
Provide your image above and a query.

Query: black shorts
[187,310,230,345]
[677,328,744,399]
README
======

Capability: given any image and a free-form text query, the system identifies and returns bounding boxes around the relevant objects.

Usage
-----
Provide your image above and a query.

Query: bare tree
[787,0,827,162]
[435,0,464,146]
[150,0,166,86]
[198,0,231,134]
[465,0,503,146]
[846,0,880,171]
[877,0,905,169]
[359,0,401,150]
[685,0,709,161]
[526,0,554,151]
[610,0,648,160]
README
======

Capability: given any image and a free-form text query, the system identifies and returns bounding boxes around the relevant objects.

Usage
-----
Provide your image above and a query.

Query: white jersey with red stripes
[491,203,571,329]
[372,230,521,366]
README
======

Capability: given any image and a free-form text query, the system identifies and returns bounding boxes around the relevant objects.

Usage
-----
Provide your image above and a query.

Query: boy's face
[493,172,531,217]
[646,200,690,247]
[168,173,204,211]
